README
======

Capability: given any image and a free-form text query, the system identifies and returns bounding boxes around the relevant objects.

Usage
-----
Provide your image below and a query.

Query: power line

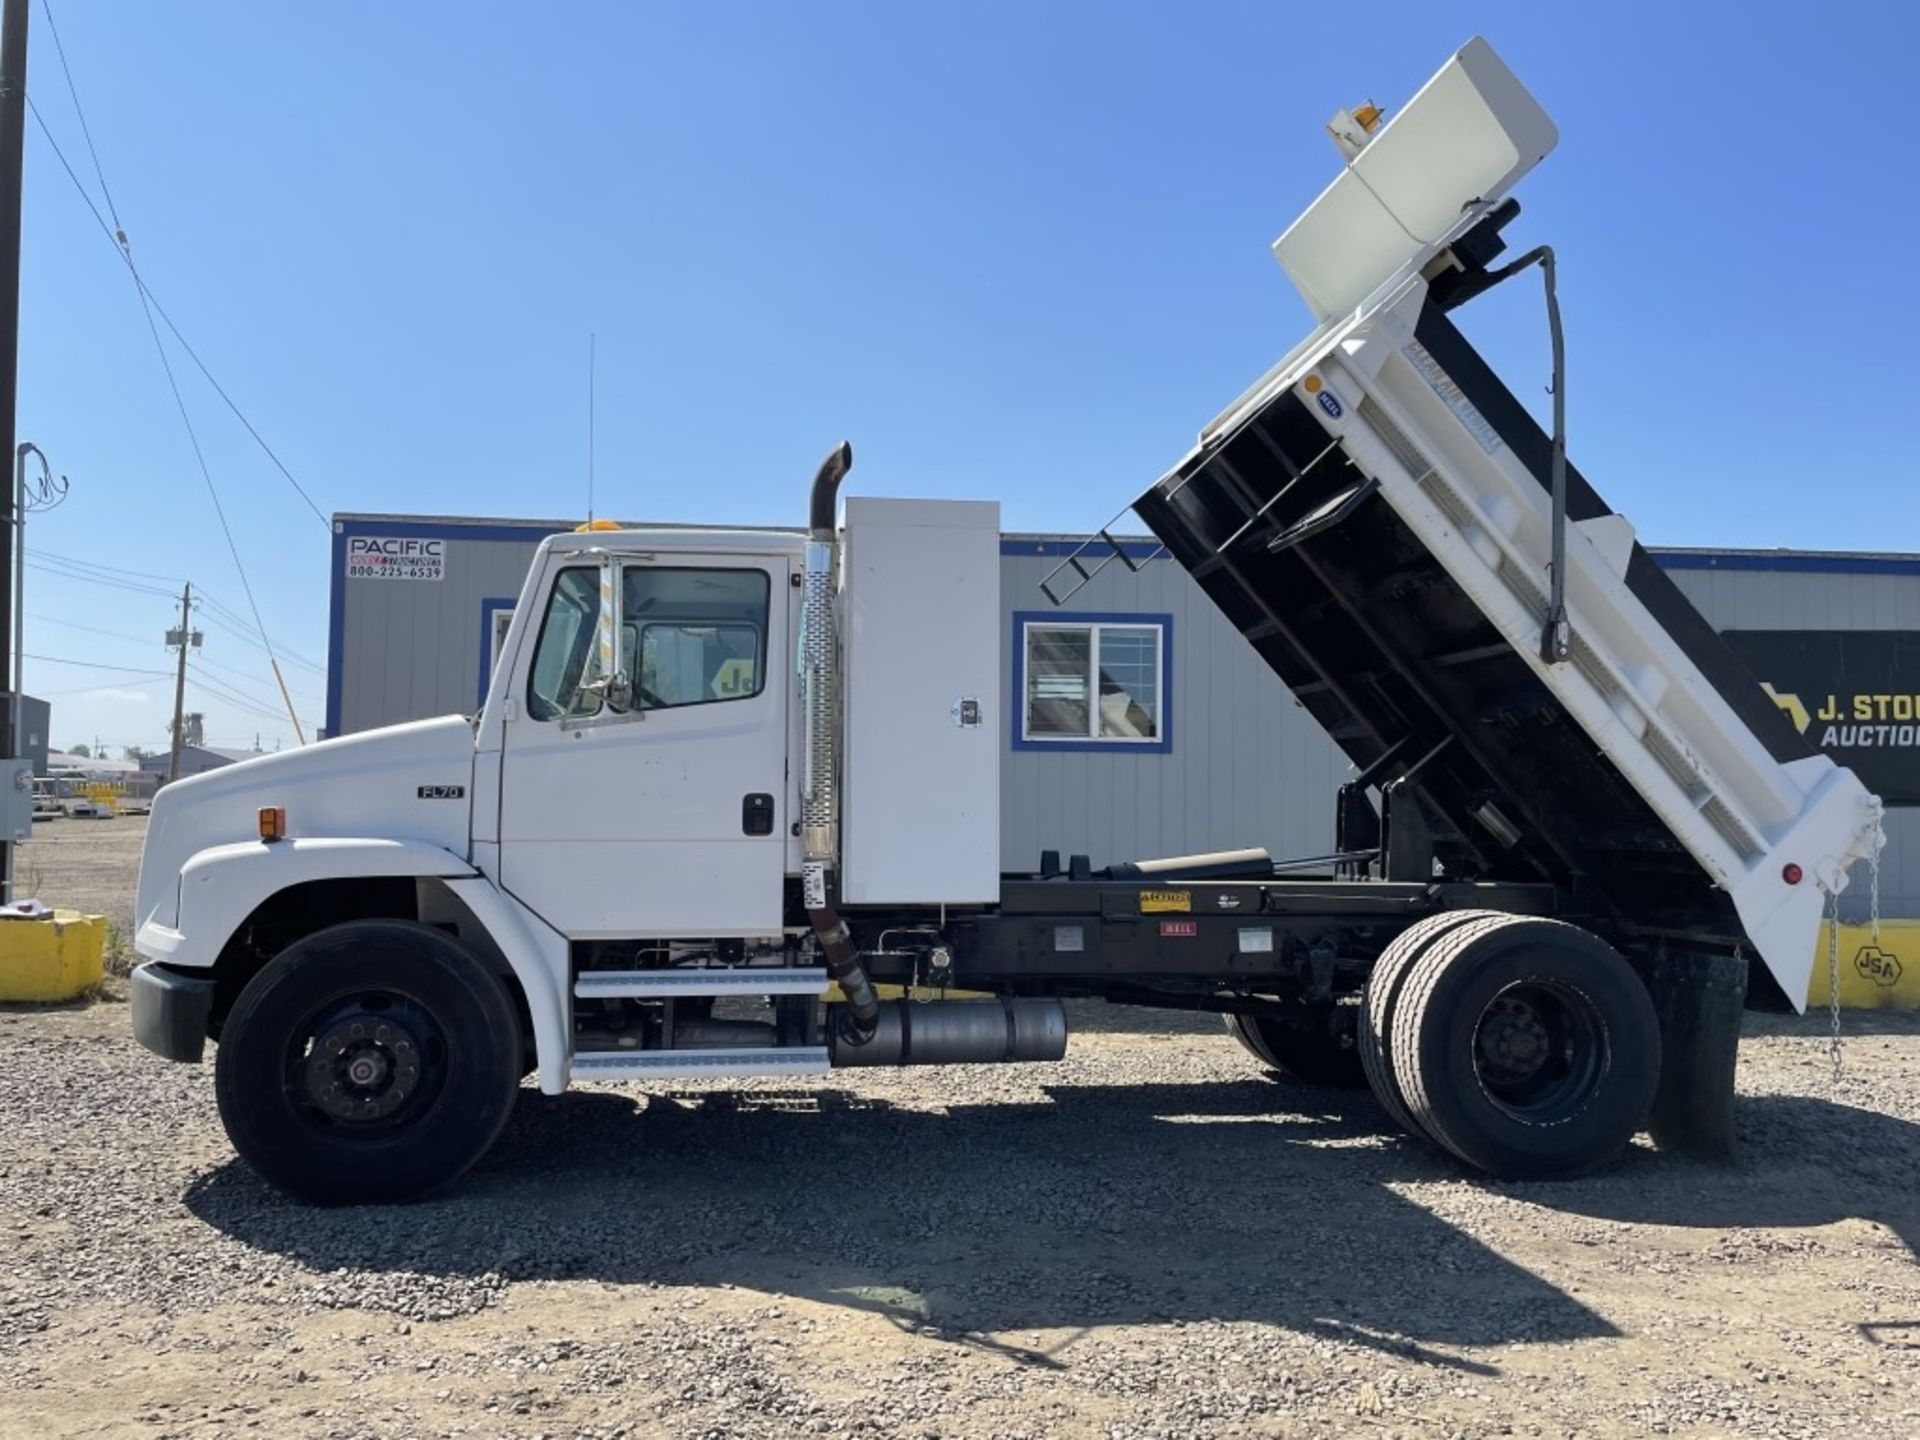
[192,651,321,707]
[29,615,323,712]
[30,546,184,586]
[36,676,169,698]
[189,667,291,724]
[30,28,320,746]
[189,663,284,716]
[22,652,171,677]
[24,556,177,598]
[27,47,328,530]
[37,0,121,231]
[195,608,326,677]
[28,98,310,740]
[26,562,326,675]
[25,612,157,647]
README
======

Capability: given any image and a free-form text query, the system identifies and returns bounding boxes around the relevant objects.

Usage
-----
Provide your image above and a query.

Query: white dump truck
[130,38,1882,1203]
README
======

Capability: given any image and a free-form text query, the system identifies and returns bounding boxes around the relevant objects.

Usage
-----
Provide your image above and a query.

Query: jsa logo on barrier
[346,536,445,582]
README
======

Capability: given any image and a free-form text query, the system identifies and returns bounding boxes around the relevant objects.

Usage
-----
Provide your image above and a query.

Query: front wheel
[214,920,523,1204]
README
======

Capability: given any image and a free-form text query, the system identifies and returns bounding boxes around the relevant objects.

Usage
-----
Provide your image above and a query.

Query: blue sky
[20,1,1918,754]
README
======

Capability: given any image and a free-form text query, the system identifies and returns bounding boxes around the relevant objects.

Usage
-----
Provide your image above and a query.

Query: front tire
[1389,914,1660,1180]
[214,920,523,1204]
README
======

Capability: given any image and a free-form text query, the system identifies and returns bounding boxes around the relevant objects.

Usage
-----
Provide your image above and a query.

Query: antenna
[586,332,596,526]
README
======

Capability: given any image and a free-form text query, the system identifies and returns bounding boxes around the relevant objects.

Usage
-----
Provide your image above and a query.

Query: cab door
[497,551,790,938]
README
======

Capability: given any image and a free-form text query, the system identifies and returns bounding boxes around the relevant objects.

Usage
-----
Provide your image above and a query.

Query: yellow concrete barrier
[0,911,108,1002]
[1807,920,1920,1011]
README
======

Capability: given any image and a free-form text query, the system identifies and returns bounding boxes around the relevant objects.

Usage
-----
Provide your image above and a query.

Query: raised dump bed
[1126,38,1882,1009]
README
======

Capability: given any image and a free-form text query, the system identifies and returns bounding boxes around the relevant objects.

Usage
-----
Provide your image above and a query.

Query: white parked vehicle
[129,38,1882,1204]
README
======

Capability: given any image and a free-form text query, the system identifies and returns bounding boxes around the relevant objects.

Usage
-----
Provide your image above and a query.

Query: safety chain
[1826,842,1888,1089]
[1869,844,1883,945]
[1826,884,1844,1087]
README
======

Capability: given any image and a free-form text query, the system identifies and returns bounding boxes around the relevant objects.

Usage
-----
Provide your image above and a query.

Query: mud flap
[1646,948,1747,1162]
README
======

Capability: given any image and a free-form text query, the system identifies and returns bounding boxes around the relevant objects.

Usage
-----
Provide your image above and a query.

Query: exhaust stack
[798,441,880,1042]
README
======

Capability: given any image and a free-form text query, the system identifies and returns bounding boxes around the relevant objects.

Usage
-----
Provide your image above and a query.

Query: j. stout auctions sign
[1724,630,1920,806]
[345,535,445,582]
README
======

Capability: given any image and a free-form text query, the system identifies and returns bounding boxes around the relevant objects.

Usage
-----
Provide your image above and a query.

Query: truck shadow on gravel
[181,1080,1920,1375]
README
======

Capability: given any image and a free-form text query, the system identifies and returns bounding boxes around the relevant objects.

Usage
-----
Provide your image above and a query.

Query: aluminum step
[570,1046,830,1081]
[573,967,828,1000]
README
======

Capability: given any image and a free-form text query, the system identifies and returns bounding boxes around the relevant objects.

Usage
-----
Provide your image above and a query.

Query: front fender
[136,837,573,1094]
[137,837,476,970]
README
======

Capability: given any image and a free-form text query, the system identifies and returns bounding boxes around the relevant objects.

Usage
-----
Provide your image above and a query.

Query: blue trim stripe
[1651,551,1920,577]
[333,516,1920,575]
[325,526,346,739]
[337,517,573,544]
[1010,610,1174,754]
[994,537,1920,575]
[1000,537,1163,560]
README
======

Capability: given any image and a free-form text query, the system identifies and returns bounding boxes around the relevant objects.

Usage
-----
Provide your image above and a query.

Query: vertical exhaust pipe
[799,441,880,1043]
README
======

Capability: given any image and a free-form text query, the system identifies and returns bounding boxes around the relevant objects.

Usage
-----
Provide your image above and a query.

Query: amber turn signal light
[258,806,287,842]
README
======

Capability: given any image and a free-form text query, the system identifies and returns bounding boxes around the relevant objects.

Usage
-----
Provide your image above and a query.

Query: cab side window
[623,567,769,711]
[526,567,605,721]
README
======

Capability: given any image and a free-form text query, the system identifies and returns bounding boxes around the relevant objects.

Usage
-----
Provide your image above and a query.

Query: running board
[573,967,829,1000]
[570,1047,831,1081]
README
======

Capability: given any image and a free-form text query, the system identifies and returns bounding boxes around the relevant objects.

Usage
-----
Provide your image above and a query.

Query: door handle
[742,793,775,836]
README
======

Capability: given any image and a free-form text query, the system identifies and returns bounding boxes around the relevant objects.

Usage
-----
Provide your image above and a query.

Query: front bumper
[129,962,216,1064]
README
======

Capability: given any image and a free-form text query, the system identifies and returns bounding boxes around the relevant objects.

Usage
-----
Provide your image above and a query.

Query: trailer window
[526,567,605,721]
[622,566,770,710]
[1017,616,1169,750]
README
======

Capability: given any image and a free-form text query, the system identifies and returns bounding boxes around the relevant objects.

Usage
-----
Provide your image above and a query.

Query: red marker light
[1781,862,1803,885]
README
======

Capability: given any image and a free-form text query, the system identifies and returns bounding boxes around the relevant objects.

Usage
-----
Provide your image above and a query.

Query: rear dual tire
[1224,1009,1367,1088]
[1360,912,1660,1180]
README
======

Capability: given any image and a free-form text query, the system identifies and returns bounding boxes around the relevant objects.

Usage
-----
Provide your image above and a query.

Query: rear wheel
[1224,1006,1366,1087]
[1358,910,1501,1137]
[214,920,522,1204]
[1389,914,1660,1179]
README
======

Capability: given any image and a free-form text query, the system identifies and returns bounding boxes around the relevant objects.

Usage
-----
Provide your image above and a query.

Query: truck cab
[482,529,802,939]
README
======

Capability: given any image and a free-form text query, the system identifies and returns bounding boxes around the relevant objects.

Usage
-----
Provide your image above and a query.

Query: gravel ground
[3,824,1919,1438]
[5,1007,1919,1439]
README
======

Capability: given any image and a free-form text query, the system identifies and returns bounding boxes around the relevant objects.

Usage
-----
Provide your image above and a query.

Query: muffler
[827,998,1068,1067]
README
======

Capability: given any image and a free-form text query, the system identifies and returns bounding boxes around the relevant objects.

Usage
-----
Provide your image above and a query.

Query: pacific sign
[344,535,445,582]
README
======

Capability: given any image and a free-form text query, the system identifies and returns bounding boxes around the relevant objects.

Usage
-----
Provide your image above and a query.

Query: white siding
[334,523,558,736]
[997,542,1345,871]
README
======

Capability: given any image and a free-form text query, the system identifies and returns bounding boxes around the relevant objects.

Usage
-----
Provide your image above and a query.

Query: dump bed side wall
[1410,306,1813,769]
[1134,291,1812,948]
[1139,402,1727,939]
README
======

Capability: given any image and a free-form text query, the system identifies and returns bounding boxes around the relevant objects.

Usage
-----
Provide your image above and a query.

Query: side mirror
[574,553,634,716]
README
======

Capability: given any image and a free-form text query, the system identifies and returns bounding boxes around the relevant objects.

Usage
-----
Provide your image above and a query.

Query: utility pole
[167,583,198,783]
[0,0,31,890]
